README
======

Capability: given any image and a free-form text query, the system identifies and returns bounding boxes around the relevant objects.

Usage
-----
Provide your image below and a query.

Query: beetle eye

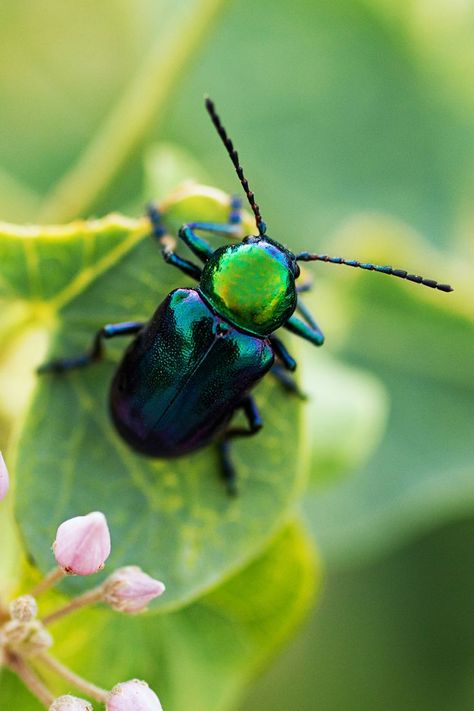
[293,261,301,278]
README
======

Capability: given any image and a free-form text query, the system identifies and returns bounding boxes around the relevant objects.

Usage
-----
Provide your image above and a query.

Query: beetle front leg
[217,394,262,496]
[147,203,203,280]
[178,195,243,263]
[148,195,242,273]
[38,321,144,374]
[161,245,202,280]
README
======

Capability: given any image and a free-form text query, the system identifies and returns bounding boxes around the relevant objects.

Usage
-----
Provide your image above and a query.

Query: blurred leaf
[300,349,389,486]
[145,141,212,199]
[0,168,41,219]
[0,0,228,222]
[371,0,474,111]
[304,217,474,563]
[0,521,319,711]
[4,188,307,608]
[166,0,474,251]
[242,515,474,711]
[0,1,157,211]
[38,0,227,223]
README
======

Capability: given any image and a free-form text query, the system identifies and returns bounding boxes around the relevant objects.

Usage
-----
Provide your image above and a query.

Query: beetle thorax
[199,239,297,336]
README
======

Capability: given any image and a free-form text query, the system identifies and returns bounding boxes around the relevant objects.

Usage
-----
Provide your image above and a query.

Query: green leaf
[6,187,306,608]
[36,522,319,711]
[305,217,474,563]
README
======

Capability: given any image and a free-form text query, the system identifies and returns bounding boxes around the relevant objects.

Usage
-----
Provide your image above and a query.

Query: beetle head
[200,236,297,336]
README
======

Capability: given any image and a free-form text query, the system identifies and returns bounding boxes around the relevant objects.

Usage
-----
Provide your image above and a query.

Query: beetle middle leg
[217,394,262,496]
[291,267,325,345]
[269,335,306,399]
[38,321,144,374]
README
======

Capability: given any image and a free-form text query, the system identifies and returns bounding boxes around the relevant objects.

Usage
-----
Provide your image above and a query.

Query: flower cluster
[0,453,165,710]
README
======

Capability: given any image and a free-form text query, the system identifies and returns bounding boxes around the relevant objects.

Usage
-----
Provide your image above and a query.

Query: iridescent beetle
[39,98,453,493]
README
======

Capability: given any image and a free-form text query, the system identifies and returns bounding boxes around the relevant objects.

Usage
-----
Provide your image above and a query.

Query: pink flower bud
[103,566,165,614]
[106,679,163,711]
[53,512,111,575]
[0,451,10,501]
[50,695,93,710]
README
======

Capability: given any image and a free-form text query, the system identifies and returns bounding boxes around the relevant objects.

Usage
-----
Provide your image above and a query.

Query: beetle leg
[295,297,320,332]
[269,335,297,371]
[177,220,240,262]
[149,196,242,270]
[296,266,313,294]
[229,194,242,227]
[217,440,235,495]
[178,225,215,261]
[270,364,307,400]
[269,332,306,397]
[177,195,243,262]
[161,247,202,280]
[284,313,325,347]
[217,395,263,495]
[147,203,203,279]
[38,321,144,374]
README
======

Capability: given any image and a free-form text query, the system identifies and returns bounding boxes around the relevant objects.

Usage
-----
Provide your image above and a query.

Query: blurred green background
[0,0,473,709]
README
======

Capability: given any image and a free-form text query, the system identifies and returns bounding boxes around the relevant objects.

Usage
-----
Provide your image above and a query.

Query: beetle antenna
[205,96,267,236]
[295,252,453,293]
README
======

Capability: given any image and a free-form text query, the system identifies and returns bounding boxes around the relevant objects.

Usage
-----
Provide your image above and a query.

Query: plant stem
[0,601,10,624]
[30,568,65,597]
[41,586,104,626]
[5,652,54,708]
[38,652,108,703]
[38,0,227,223]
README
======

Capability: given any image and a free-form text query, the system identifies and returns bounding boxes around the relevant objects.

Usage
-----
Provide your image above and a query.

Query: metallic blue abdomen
[109,288,274,456]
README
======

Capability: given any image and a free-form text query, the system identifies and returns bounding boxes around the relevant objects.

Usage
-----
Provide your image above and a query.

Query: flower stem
[41,586,104,626]
[38,652,108,703]
[30,567,65,597]
[38,0,227,223]
[0,602,10,624]
[5,652,54,708]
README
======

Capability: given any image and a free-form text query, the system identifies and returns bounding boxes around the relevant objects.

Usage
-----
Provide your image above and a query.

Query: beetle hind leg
[270,364,307,399]
[38,321,144,374]
[217,440,239,497]
[217,395,262,496]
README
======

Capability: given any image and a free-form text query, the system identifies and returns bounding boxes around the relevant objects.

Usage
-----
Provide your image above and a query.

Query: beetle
[39,97,453,494]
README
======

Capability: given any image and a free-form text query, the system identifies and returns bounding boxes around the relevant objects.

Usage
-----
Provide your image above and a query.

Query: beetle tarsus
[270,364,307,400]
[216,396,264,495]
[218,440,238,497]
